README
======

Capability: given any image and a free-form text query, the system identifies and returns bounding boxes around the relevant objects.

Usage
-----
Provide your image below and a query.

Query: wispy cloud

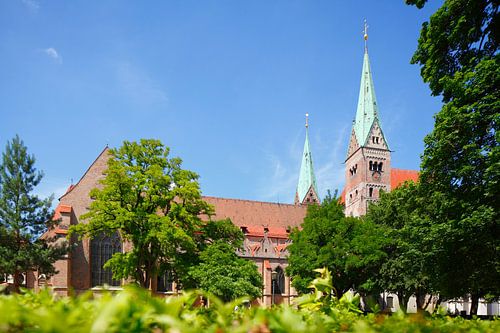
[256,129,302,203]
[257,124,348,203]
[315,125,348,198]
[43,47,62,63]
[35,178,71,208]
[115,62,168,109]
[21,0,39,13]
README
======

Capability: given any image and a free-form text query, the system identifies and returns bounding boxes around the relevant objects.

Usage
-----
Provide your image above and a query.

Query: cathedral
[25,38,418,306]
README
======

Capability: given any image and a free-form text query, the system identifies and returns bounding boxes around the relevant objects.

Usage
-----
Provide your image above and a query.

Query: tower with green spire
[344,21,391,216]
[295,113,319,205]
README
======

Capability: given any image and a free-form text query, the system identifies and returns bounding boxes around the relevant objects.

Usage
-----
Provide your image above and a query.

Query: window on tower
[369,187,374,197]
[369,161,373,171]
[378,162,383,171]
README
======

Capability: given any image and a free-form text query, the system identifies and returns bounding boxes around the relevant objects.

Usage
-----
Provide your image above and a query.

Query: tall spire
[352,21,388,148]
[295,113,319,205]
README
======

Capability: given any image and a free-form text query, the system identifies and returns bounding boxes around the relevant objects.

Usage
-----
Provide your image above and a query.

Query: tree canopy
[188,241,262,302]
[365,182,436,312]
[0,135,67,292]
[405,0,499,314]
[287,193,387,298]
[70,139,262,300]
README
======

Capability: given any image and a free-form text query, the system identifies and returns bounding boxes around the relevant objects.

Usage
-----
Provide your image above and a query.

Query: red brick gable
[202,196,307,238]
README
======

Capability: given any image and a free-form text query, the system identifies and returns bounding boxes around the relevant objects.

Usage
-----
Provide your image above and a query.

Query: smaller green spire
[296,114,319,204]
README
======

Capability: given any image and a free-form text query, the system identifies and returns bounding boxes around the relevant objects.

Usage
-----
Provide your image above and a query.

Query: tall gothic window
[157,271,173,292]
[273,266,286,294]
[91,232,122,287]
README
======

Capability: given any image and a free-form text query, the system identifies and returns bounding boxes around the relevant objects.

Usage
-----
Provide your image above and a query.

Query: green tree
[407,0,499,314]
[188,240,262,302]
[70,139,213,288]
[287,193,387,298]
[365,183,436,313]
[0,135,67,292]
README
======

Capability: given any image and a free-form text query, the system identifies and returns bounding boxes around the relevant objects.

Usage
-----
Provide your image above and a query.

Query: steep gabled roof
[203,196,307,238]
[59,146,110,200]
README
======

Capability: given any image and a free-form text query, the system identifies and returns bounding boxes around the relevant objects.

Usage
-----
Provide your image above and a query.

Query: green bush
[0,272,498,333]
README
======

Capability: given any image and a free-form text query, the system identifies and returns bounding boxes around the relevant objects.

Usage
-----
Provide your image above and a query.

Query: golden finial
[305,113,309,128]
[363,19,369,52]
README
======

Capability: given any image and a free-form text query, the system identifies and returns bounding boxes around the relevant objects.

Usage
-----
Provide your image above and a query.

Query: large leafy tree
[182,217,263,301]
[188,240,262,302]
[69,139,259,297]
[365,183,437,313]
[70,139,213,288]
[287,193,387,298]
[0,135,67,292]
[407,0,499,314]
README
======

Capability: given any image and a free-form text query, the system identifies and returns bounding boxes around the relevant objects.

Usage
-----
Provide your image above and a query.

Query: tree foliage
[406,0,500,314]
[188,241,262,302]
[70,139,213,288]
[287,193,387,297]
[69,139,261,300]
[365,183,436,312]
[0,135,67,292]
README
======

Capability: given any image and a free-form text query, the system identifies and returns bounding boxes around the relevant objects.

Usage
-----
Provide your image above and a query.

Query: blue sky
[0,0,443,204]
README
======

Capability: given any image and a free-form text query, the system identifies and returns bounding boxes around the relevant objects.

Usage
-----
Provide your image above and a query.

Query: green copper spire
[352,23,389,149]
[296,114,319,204]
[354,51,379,146]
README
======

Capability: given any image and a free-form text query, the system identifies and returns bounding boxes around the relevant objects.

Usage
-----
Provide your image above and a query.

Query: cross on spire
[363,19,369,53]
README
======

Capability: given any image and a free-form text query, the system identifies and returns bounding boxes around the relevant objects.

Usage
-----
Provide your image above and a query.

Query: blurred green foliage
[0,268,498,333]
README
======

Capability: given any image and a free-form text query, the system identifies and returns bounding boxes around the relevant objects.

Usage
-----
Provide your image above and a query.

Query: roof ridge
[391,168,419,172]
[202,195,303,208]
[59,146,110,200]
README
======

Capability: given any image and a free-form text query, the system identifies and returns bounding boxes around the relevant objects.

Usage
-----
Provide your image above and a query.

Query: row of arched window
[90,233,287,295]
[369,161,383,171]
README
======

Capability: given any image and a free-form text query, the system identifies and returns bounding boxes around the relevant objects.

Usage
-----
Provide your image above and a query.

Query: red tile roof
[202,196,307,237]
[339,188,346,205]
[52,204,73,220]
[391,168,419,188]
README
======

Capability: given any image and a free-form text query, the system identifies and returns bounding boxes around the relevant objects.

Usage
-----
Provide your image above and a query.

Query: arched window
[373,162,378,171]
[378,162,383,171]
[91,232,122,287]
[369,161,373,171]
[273,266,286,294]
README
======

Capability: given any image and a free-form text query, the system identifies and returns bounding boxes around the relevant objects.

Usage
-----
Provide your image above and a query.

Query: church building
[26,34,418,306]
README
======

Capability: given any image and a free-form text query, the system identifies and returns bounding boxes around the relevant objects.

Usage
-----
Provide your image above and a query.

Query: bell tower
[344,21,391,216]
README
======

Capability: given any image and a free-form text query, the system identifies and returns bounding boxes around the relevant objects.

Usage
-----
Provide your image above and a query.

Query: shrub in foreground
[0,270,498,332]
